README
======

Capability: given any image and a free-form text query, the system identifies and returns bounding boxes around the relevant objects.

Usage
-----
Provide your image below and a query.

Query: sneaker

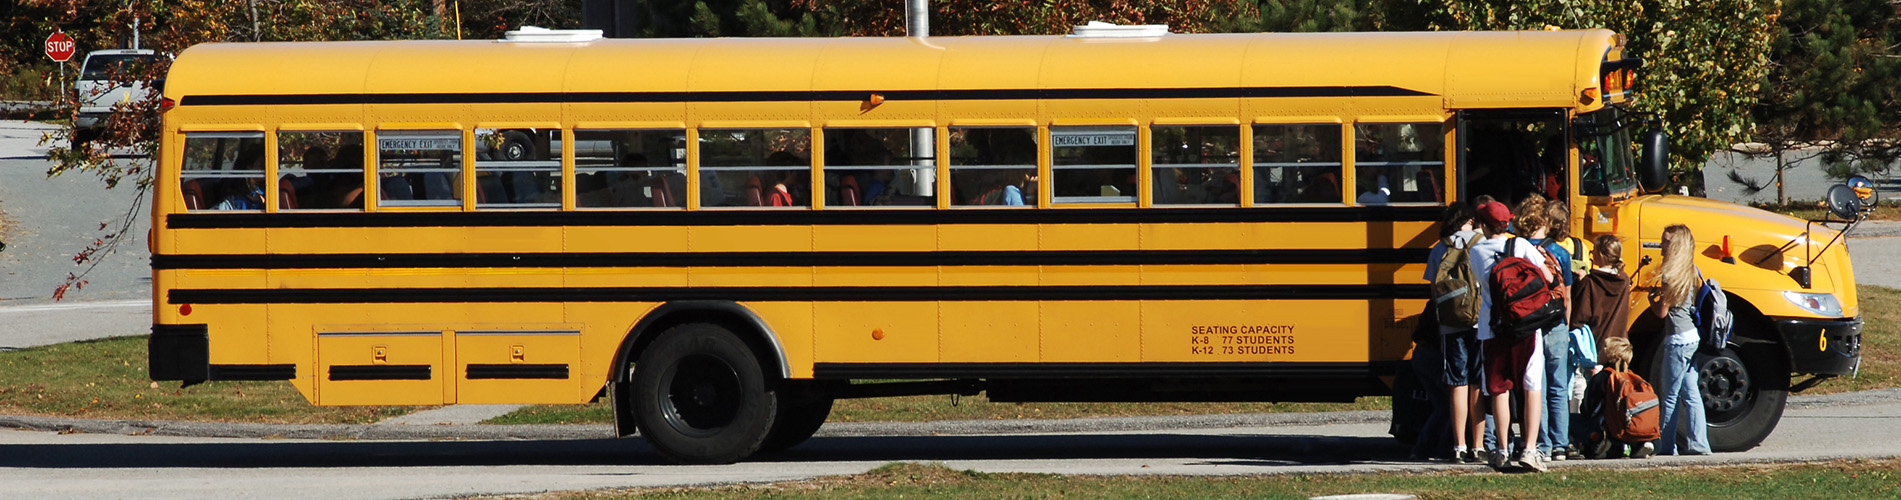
[1489,448,1510,470]
[1589,440,1612,460]
[1460,448,1485,464]
[1518,449,1547,472]
[1565,445,1584,461]
[1631,442,1655,459]
[1549,449,1567,461]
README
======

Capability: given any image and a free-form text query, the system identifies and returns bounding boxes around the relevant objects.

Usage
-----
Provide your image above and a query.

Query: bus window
[822,128,936,207]
[1252,124,1343,204]
[1150,125,1241,206]
[474,129,560,209]
[699,129,811,208]
[1354,123,1446,205]
[948,127,1037,206]
[1576,109,1636,197]
[375,131,463,207]
[180,132,267,212]
[574,129,687,208]
[277,131,366,210]
[1050,126,1137,204]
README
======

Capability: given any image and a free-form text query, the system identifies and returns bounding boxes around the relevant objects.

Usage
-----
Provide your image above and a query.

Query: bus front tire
[1642,319,1788,453]
[631,323,777,464]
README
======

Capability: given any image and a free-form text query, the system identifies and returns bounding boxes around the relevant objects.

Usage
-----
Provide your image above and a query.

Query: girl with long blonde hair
[1649,224,1710,455]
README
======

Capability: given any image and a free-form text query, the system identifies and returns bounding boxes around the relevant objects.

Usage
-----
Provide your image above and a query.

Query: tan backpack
[1431,233,1483,328]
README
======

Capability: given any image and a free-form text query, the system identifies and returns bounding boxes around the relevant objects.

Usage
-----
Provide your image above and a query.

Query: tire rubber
[631,323,776,464]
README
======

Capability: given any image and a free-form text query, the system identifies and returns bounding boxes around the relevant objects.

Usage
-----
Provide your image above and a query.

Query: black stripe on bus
[466,364,570,380]
[151,248,1432,270]
[168,284,1430,305]
[165,206,1442,229]
[328,365,432,381]
[177,86,1435,107]
[209,364,297,381]
[812,361,1382,379]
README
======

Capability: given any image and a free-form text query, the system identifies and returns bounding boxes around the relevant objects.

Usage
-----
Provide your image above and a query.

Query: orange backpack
[1604,366,1662,443]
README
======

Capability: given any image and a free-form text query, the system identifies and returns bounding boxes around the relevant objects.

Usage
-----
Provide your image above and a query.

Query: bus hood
[1631,194,1857,319]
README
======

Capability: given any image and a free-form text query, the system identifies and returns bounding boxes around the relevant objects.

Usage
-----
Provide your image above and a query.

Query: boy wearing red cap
[1466,200,1554,472]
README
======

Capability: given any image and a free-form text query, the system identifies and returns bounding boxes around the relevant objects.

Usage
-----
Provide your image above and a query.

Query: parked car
[73,49,168,143]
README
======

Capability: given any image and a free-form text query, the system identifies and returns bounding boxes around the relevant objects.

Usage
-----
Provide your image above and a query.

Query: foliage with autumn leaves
[3,0,1898,297]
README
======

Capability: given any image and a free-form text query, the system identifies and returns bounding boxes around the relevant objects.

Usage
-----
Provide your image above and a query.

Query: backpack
[1567,237,1589,278]
[1488,238,1566,338]
[1694,275,1734,352]
[1603,366,1662,443]
[1431,233,1483,328]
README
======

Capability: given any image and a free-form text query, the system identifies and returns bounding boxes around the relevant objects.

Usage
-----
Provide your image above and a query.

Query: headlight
[1784,291,1844,316]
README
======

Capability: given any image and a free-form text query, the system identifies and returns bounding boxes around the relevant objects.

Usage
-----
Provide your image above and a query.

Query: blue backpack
[1693,275,1733,352]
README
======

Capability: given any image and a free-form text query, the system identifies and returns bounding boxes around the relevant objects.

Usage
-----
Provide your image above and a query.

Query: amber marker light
[1580,88,1598,105]
[1721,235,1737,264]
[871,328,885,340]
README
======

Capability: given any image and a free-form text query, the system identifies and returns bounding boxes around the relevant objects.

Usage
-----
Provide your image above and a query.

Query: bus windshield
[1576,108,1637,196]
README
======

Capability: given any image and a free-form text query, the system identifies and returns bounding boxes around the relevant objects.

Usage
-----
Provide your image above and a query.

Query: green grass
[1803,285,1901,394]
[1756,200,1901,222]
[487,459,1901,500]
[0,336,421,424]
[489,284,1901,425]
[483,394,1387,425]
[5,285,1894,425]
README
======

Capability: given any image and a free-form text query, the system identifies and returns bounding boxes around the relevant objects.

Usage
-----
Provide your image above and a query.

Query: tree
[1401,0,1777,192]
[36,0,457,299]
[1734,0,1901,204]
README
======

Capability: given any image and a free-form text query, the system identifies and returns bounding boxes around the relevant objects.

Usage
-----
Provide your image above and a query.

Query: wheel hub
[1700,354,1749,413]
[663,355,743,433]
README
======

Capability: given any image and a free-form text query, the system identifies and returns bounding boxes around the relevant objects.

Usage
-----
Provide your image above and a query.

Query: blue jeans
[1540,323,1571,454]
[1658,340,1712,455]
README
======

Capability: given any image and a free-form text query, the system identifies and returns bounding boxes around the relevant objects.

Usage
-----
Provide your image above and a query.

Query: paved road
[0,121,152,348]
[1,394,1898,500]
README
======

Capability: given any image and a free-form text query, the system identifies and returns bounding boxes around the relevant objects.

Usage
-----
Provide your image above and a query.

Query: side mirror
[1847,175,1878,206]
[1825,184,1863,220]
[1638,129,1669,194]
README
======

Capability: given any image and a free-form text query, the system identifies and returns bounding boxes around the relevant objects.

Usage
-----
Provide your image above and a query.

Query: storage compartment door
[454,329,584,404]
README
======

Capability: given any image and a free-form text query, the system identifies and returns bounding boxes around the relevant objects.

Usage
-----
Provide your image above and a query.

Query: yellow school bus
[149,27,1861,463]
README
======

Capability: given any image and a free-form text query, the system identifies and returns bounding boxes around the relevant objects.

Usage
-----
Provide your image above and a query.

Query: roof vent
[502,26,603,43]
[1068,21,1168,38]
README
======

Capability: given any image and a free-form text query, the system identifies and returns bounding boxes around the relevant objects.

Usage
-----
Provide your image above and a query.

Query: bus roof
[166,30,1621,112]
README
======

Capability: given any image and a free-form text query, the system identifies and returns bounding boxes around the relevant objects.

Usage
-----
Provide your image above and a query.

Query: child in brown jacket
[1572,234,1631,346]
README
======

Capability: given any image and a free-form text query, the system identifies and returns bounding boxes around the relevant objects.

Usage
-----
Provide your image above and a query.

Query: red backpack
[1488,238,1565,338]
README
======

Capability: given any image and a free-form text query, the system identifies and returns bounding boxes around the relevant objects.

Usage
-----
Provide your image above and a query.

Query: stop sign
[45,32,76,62]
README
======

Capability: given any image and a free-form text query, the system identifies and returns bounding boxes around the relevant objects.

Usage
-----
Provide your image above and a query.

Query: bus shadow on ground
[3,432,1404,469]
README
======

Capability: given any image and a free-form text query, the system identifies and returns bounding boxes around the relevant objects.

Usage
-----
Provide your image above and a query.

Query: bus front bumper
[1776,317,1862,376]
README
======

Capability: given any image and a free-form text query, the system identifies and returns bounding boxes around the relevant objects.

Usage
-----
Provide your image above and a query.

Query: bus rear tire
[631,323,777,464]
[760,392,832,453]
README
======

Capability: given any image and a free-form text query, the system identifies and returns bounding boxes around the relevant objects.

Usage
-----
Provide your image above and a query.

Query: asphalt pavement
[1,392,1898,500]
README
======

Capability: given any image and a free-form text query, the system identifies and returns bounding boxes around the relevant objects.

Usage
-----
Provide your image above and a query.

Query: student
[1570,233,1631,447]
[1468,200,1552,472]
[1574,234,1633,343]
[1650,224,1712,455]
[1530,199,1576,461]
[1580,336,1656,458]
[1425,202,1486,463]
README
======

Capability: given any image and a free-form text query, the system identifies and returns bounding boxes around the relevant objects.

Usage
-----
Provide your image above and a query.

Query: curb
[0,409,1391,442]
[1,387,1892,443]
